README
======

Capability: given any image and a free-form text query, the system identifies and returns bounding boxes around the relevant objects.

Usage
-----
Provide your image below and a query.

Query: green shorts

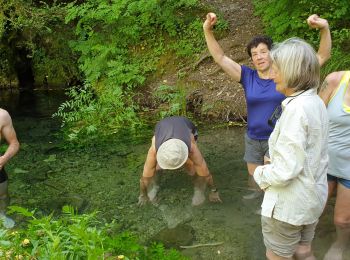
[261,216,318,258]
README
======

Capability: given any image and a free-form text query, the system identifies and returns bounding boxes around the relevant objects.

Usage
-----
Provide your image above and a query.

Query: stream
[1,88,349,260]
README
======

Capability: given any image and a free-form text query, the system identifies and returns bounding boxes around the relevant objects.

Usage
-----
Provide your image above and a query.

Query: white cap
[156,139,188,170]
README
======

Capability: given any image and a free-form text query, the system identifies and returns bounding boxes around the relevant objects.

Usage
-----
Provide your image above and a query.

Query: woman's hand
[307,14,329,30]
[203,12,217,31]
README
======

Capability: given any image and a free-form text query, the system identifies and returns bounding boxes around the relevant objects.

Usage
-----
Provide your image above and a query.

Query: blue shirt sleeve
[240,65,254,91]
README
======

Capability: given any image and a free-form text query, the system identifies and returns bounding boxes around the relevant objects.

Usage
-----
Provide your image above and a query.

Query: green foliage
[253,0,350,71]
[53,0,208,142]
[53,84,140,145]
[0,45,16,86]
[171,19,206,58]
[0,206,187,259]
[64,0,203,87]
[0,0,219,142]
[53,85,96,127]
[154,84,187,119]
[0,144,8,154]
[0,0,79,86]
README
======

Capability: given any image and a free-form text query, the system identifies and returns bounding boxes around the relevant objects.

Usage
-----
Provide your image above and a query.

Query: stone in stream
[46,194,87,213]
[150,224,195,249]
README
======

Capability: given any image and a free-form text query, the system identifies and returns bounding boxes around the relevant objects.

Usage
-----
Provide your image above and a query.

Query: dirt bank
[142,0,265,122]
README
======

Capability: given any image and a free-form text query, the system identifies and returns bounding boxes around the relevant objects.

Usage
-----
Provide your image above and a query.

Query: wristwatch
[210,187,218,193]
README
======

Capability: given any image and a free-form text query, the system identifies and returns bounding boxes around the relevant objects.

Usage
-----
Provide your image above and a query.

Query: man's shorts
[261,216,318,258]
[243,133,269,165]
[327,175,350,189]
[0,168,8,184]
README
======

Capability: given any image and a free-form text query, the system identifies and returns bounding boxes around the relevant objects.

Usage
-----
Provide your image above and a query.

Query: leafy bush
[153,84,187,119]
[0,1,79,86]
[0,206,187,259]
[55,0,207,142]
[253,0,350,72]
[53,84,140,144]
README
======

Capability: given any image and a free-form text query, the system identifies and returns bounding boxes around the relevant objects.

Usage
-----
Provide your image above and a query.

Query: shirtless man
[0,108,20,228]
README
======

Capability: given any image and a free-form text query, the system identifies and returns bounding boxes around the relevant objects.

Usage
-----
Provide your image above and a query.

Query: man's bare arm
[138,137,157,205]
[189,141,221,202]
[0,110,19,169]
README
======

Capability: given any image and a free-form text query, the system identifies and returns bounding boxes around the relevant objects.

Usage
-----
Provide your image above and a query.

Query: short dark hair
[246,35,273,57]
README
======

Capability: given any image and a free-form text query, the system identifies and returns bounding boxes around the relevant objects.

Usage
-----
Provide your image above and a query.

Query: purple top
[155,116,197,151]
[240,65,285,140]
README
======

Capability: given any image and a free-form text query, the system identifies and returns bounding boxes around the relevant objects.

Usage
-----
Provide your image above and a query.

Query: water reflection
[0,88,66,118]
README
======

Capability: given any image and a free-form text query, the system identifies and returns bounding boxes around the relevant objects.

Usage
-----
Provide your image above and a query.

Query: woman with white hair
[253,38,329,260]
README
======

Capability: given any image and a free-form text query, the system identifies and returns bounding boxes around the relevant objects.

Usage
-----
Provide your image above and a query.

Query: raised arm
[203,12,242,82]
[307,14,331,67]
[0,109,19,170]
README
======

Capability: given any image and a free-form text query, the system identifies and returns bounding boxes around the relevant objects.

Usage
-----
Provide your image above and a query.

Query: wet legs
[324,183,350,260]
[0,180,9,214]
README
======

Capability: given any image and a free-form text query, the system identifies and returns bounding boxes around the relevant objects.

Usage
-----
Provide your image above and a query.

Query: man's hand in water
[208,191,222,203]
[137,194,150,206]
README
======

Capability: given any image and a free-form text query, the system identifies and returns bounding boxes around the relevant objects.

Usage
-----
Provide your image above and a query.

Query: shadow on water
[0,88,66,118]
[1,90,349,260]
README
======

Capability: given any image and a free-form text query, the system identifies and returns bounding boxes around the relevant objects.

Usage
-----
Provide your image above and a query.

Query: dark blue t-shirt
[155,116,197,151]
[240,65,285,140]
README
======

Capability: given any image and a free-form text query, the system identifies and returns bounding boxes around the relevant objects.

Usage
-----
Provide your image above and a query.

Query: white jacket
[254,89,329,225]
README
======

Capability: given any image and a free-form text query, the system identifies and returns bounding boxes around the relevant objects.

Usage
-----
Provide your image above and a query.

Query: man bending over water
[0,108,20,228]
[138,116,221,206]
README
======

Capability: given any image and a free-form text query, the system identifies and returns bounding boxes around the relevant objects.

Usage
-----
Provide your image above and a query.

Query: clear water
[1,89,349,259]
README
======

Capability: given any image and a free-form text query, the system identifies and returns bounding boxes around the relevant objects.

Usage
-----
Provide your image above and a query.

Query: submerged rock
[46,194,87,213]
[150,224,195,249]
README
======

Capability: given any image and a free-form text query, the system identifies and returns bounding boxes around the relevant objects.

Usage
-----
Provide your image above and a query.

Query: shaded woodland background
[1,0,349,142]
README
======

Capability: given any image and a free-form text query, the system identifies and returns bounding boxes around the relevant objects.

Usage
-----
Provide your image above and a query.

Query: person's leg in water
[244,154,269,200]
[0,179,15,228]
[324,180,350,260]
[0,181,9,213]
[243,135,268,200]
[244,162,263,199]
[192,175,207,206]
[184,159,206,206]
[293,220,318,260]
[294,244,316,260]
